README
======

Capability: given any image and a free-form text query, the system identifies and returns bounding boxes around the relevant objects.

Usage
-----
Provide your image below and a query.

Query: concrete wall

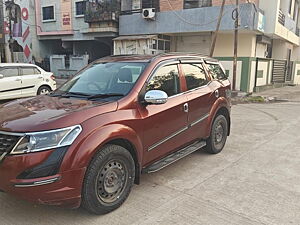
[172,34,211,54]
[272,39,293,60]
[214,33,256,57]
[119,3,259,35]
[294,62,300,84]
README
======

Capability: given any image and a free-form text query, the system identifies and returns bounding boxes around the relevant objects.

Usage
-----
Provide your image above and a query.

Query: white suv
[0,63,56,100]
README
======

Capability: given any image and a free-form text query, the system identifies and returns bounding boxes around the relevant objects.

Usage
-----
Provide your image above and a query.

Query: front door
[0,67,22,100]
[139,63,189,165]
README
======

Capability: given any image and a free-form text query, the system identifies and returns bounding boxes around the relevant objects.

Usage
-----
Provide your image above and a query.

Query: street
[1,102,300,225]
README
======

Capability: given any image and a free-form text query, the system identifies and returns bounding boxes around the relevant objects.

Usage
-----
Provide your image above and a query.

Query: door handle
[183,103,189,113]
[15,78,21,81]
[38,76,43,79]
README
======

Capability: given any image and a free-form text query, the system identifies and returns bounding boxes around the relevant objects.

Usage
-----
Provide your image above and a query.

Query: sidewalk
[232,85,300,104]
[252,85,300,102]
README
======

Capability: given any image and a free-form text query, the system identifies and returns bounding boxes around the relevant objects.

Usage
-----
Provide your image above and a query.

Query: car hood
[0,95,118,132]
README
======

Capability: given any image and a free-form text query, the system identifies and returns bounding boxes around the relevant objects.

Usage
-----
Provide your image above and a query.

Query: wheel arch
[37,84,52,94]
[64,124,143,185]
[104,138,141,185]
[207,98,231,137]
[215,107,231,136]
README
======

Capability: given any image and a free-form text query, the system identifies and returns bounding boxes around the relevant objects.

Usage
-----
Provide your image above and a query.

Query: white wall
[219,60,242,91]
[172,34,211,55]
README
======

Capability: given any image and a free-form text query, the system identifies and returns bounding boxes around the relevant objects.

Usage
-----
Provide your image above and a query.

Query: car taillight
[50,74,56,80]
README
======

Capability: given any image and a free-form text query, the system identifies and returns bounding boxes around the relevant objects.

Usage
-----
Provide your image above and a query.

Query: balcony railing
[296,27,300,36]
[278,9,285,26]
[84,0,120,23]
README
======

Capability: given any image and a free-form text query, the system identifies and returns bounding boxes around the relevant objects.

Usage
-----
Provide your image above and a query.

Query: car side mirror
[0,74,4,79]
[144,90,168,105]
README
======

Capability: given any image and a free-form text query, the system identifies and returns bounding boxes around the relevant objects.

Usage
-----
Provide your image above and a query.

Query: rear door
[180,61,216,141]
[0,67,22,99]
[20,67,42,97]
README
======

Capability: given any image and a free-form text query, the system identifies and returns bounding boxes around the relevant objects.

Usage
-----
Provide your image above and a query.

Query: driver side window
[146,64,180,97]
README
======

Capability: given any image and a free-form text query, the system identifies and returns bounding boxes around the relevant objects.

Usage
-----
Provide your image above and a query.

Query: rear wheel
[82,144,135,215]
[37,86,51,95]
[204,114,228,154]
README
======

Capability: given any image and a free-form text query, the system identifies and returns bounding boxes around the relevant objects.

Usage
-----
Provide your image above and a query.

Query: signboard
[61,0,72,30]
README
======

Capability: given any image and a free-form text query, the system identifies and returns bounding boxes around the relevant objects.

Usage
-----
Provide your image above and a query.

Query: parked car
[0,53,231,215]
[0,63,56,100]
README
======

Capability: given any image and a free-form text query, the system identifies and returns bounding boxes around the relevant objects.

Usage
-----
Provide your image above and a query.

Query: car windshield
[54,62,148,98]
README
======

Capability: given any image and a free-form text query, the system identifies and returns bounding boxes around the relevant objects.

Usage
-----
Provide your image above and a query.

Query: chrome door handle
[183,103,189,113]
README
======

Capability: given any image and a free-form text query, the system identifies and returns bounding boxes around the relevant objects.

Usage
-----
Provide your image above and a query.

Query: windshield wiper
[50,92,90,98]
[87,93,124,100]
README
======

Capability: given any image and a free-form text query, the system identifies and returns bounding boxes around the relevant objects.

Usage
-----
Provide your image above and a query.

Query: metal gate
[272,60,287,83]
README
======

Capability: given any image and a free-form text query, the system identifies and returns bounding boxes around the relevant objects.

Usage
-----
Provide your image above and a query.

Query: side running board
[142,141,206,174]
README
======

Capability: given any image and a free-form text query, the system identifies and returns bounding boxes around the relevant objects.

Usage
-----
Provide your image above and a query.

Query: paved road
[1,102,300,225]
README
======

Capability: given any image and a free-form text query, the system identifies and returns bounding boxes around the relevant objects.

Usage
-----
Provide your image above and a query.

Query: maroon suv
[0,53,231,214]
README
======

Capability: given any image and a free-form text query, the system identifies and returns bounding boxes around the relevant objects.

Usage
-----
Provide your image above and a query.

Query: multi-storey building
[116,0,300,92]
[3,0,121,77]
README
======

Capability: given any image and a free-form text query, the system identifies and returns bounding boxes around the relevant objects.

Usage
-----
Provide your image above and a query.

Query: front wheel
[82,144,135,215]
[204,114,228,154]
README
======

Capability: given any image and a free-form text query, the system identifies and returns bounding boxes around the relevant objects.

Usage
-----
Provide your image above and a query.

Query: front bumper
[0,150,86,208]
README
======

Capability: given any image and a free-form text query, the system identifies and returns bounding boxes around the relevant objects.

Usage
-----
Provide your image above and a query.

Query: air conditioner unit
[142,8,156,20]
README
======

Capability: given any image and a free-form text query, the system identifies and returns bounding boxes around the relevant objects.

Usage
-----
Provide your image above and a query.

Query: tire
[204,114,228,154]
[82,144,135,215]
[37,86,51,95]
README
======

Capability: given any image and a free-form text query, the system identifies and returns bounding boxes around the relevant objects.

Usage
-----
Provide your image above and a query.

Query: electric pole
[210,0,226,57]
[232,0,239,91]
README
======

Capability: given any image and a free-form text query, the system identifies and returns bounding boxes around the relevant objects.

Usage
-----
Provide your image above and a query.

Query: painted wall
[272,39,293,60]
[119,3,259,35]
[294,62,300,84]
[4,0,39,63]
[172,34,211,54]
[214,33,256,57]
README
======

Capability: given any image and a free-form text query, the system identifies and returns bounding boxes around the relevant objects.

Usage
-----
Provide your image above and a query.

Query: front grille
[0,133,21,154]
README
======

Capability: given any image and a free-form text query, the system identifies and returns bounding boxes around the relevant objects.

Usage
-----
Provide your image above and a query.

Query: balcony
[119,3,261,36]
[84,0,120,23]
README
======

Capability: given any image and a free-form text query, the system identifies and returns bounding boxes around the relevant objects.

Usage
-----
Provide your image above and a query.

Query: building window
[142,0,159,10]
[151,35,171,52]
[184,0,212,9]
[42,6,55,21]
[75,1,86,16]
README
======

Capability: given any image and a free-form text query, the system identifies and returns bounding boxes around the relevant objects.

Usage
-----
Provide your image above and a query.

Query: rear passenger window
[146,64,180,97]
[0,68,19,77]
[21,67,36,75]
[182,64,208,90]
[206,63,227,80]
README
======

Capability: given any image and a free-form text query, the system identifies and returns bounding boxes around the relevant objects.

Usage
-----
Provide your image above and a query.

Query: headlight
[11,125,82,154]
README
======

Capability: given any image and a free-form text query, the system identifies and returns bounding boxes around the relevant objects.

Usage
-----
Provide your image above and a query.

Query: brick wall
[212,0,259,6]
[160,0,184,11]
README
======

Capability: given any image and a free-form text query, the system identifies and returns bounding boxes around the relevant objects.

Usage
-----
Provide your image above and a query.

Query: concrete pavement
[1,102,300,224]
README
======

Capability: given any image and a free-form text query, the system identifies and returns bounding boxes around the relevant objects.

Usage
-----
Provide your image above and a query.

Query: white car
[0,63,56,100]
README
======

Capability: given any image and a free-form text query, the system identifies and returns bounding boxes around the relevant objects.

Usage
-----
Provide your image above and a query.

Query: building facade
[116,0,300,92]
[3,0,121,77]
